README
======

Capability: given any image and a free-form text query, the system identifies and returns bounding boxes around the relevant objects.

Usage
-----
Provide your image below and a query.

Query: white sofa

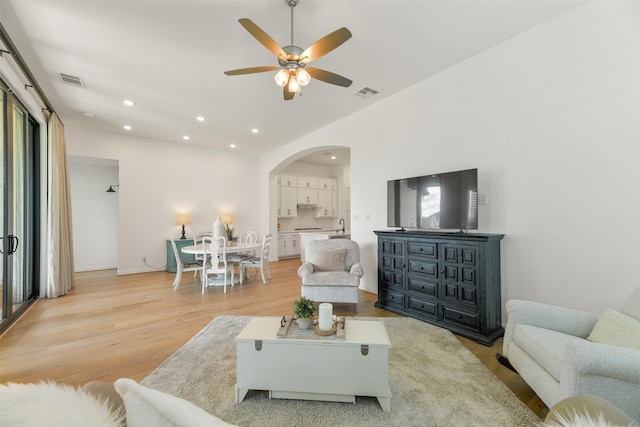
[297,239,363,304]
[502,287,640,422]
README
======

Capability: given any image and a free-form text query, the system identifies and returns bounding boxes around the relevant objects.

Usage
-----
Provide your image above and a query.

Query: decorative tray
[276,316,346,340]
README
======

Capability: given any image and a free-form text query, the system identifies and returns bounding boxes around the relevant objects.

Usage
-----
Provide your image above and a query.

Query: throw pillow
[309,248,346,271]
[0,381,125,427]
[587,309,640,351]
[114,378,236,427]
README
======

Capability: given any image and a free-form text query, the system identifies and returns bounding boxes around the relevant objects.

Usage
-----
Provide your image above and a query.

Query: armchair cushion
[513,325,582,381]
[308,248,346,271]
[300,271,361,287]
[587,309,640,351]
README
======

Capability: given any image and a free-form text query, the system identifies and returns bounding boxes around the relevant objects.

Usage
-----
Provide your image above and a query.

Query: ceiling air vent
[354,87,379,99]
[60,73,85,88]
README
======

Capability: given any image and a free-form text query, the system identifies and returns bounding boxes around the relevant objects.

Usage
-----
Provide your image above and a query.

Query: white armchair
[501,287,640,422]
[297,239,363,304]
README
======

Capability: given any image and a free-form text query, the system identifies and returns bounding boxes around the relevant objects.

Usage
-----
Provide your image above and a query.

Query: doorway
[1,78,40,334]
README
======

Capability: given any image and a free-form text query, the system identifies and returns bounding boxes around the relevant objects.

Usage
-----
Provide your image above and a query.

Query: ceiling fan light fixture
[288,75,301,93]
[224,0,352,100]
[296,68,311,86]
[274,69,290,87]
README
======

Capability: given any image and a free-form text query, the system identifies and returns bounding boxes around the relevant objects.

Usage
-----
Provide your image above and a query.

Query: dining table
[181,241,262,287]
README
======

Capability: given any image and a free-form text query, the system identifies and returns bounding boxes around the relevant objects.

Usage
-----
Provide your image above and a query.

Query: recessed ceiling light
[82,112,95,118]
[183,135,190,141]
[251,128,259,134]
[229,144,236,148]
[196,115,206,122]
[123,99,135,107]
[123,125,132,130]
[331,156,337,160]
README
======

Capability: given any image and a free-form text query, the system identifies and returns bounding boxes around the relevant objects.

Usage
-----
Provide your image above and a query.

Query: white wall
[68,160,119,271]
[261,1,640,315]
[66,127,260,274]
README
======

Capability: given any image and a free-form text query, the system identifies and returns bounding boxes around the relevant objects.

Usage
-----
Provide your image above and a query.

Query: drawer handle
[455,315,462,319]
[254,340,263,351]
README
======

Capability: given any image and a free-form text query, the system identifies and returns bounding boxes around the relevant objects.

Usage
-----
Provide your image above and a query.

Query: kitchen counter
[299,231,351,261]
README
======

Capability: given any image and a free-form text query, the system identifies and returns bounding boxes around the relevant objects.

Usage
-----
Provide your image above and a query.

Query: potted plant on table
[223,221,234,244]
[293,296,315,329]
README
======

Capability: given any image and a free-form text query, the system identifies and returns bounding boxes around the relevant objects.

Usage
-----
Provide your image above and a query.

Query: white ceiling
[1,0,581,164]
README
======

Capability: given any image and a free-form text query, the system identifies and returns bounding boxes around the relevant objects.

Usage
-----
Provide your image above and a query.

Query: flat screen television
[387,168,478,231]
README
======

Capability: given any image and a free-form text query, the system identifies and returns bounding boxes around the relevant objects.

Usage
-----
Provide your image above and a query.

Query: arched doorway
[270,148,350,260]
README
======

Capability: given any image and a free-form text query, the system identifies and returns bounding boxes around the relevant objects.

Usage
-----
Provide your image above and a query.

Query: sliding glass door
[1,78,39,333]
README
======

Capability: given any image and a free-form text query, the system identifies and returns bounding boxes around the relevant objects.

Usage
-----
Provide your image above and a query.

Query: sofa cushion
[308,248,346,271]
[114,378,236,427]
[587,308,640,351]
[301,271,360,287]
[512,325,583,381]
[0,381,125,427]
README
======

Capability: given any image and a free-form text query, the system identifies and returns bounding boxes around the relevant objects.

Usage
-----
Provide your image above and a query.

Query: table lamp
[177,214,190,240]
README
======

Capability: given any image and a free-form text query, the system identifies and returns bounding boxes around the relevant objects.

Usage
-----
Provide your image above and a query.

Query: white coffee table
[235,316,392,411]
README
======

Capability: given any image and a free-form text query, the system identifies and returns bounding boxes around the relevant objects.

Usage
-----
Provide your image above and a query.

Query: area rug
[142,316,539,426]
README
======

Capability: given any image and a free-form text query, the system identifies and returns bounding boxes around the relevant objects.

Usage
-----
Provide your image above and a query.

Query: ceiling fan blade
[283,86,295,101]
[300,27,352,64]
[224,66,280,76]
[306,67,352,88]
[238,18,287,60]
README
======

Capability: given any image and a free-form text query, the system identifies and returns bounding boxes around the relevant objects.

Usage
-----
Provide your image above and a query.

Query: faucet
[338,218,345,233]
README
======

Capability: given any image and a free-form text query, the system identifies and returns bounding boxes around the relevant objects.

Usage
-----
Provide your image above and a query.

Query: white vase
[297,318,311,329]
[213,217,224,239]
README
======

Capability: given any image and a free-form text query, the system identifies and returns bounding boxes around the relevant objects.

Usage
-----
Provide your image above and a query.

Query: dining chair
[169,236,203,291]
[202,236,234,294]
[239,233,272,285]
[191,232,208,277]
[228,231,259,275]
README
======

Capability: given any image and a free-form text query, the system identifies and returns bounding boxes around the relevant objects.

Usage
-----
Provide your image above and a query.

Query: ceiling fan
[224,0,353,101]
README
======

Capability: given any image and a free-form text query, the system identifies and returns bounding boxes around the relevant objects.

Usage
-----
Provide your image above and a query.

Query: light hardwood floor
[0,258,547,418]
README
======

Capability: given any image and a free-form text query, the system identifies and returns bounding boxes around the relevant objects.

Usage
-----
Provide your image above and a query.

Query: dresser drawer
[378,288,405,310]
[407,277,438,298]
[407,241,437,258]
[442,305,480,332]
[408,259,438,278]
[408,296,438,319]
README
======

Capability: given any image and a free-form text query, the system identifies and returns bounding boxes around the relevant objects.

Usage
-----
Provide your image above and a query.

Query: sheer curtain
[46,112,75,297]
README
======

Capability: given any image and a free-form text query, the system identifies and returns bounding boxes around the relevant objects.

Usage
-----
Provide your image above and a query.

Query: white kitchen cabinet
[278,232,300,258]
[297,188,318,205]
[278,174,297,187]
[315,188,337,218]
[318,178,337,191]
[297,176,318,189]
[278,186,298,218]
